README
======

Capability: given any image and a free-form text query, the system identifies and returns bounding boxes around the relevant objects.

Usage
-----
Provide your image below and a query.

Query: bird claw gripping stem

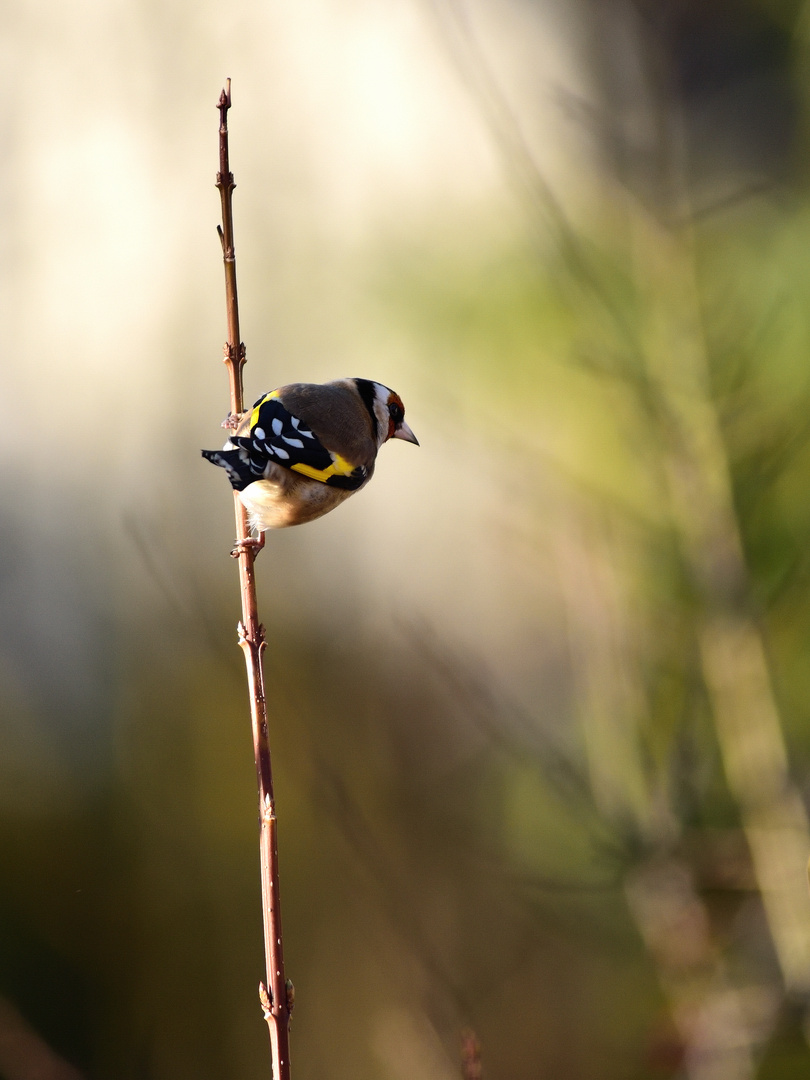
[230,534,265,559]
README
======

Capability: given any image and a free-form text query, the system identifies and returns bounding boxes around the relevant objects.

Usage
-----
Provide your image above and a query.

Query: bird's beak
[393,421,419,446]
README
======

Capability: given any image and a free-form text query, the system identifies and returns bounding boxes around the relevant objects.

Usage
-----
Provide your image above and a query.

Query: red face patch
[386,394,405,441]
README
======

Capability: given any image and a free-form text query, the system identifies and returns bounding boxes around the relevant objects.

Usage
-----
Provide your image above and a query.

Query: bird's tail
[201,447,256,491]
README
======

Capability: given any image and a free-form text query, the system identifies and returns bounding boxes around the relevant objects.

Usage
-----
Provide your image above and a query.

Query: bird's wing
[231,393,368,490]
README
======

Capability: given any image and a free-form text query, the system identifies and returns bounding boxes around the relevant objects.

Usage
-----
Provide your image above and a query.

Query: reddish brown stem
[215,79,292,1080]
[461,1030,482,1080]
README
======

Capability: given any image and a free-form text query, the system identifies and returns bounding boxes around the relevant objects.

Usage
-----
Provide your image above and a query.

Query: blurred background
[4,0,810,1077]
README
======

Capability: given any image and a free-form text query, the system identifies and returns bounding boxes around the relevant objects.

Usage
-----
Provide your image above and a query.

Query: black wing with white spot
[236,395,335,474]
[202,394,367,492]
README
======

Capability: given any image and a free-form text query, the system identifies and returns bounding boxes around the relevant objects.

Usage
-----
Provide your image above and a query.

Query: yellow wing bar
[291,454,356,483]
[250,391,357,485]
[249,389,281,430]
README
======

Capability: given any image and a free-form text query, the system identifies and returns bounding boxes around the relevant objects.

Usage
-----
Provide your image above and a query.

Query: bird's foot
[230,534,265,559]
[221,410,247,430]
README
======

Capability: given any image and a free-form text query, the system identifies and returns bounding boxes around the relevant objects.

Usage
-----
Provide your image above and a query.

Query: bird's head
[359,380,419,449]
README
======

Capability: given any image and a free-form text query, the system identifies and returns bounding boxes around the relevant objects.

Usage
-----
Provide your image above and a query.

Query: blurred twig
[460,1029,482,1080]
[214,80,292,1078]
[616,23,810,1074]
[311,750,477,1029]
[429,1,810,1068]
[426,0,646,367]
[124,513,238,663]
[634,135,810,1003]
[0,997,85,1080]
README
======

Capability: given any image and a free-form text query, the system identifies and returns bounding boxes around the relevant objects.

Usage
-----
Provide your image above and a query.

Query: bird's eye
[388,401,404,424]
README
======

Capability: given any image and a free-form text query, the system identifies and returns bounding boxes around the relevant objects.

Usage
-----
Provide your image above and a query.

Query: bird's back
[274,380,378,468]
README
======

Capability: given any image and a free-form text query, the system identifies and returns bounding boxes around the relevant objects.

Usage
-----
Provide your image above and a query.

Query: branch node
[222,341,246,366]
[215,171,236,194]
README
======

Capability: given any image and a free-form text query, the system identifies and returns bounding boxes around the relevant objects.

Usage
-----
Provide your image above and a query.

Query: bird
[202,378,418,532]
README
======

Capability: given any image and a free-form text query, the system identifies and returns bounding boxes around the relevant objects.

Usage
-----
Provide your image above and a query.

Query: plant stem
[461,1030,482,1080]
[215,79,292,1080]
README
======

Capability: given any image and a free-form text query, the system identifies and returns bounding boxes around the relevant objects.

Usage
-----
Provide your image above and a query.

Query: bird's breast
[238,473,358,530]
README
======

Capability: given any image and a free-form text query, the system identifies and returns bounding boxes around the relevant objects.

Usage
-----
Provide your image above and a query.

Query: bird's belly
[238,475,355,530]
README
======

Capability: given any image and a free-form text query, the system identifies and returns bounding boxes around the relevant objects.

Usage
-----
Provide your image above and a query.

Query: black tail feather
[201,448,256,492]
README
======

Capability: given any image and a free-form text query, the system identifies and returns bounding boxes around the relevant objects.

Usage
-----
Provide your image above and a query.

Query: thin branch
[461,1030,482,1080]
[215,79,292,1080]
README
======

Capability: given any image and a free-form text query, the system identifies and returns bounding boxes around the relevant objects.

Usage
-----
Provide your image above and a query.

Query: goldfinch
[202,378,418,530]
